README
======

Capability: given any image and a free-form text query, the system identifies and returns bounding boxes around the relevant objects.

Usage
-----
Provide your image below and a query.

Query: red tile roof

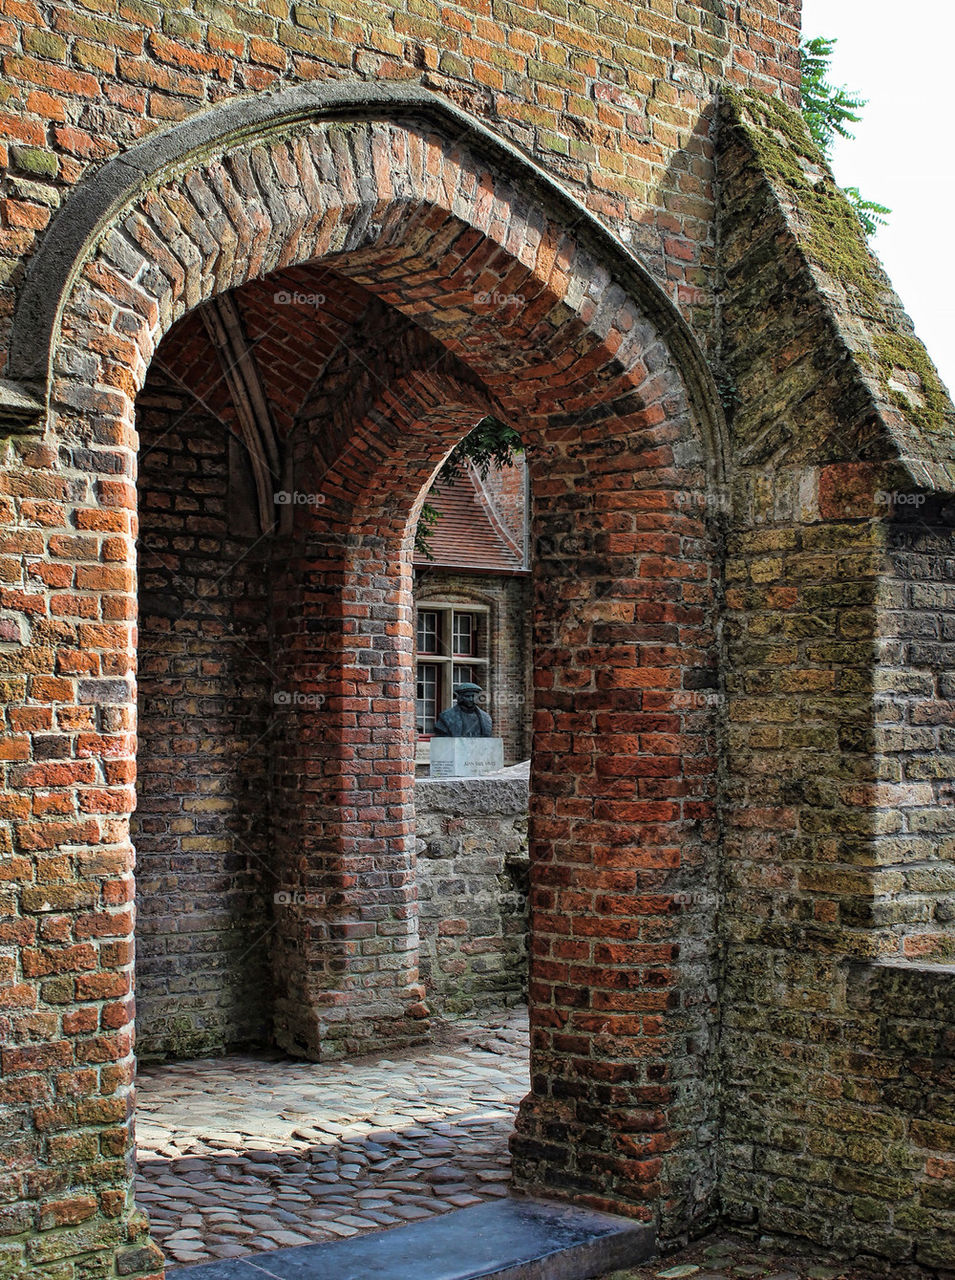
[414,468,525,572]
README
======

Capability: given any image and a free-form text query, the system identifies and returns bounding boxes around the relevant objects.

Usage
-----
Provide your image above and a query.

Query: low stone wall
[415,765,529,1015]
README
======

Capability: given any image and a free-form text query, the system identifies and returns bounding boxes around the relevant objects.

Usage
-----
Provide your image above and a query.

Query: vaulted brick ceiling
[144,265,384,439]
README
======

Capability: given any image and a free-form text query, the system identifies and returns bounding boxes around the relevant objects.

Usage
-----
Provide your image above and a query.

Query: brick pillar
[510,417,721,1234]
[269,518,427,1059]
[267,340,489,1058]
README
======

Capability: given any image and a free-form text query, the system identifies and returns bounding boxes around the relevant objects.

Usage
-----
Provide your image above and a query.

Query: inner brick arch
[18,90,730,1262]
[267,306,500,1056]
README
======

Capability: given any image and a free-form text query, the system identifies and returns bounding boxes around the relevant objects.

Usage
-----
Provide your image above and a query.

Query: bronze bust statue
[433,682,493,738]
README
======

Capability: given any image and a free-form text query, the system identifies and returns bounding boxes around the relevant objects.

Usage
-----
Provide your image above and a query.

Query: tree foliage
[799,36,890,236]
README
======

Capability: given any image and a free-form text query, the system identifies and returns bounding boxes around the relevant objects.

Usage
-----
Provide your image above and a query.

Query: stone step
[172,1195,656,1280]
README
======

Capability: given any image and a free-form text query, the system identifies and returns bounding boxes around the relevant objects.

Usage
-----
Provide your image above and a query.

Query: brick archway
[9,93,728,1273]
[267,306,496,1057]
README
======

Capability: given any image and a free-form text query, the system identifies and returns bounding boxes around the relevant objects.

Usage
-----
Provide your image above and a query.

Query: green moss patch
[722,88,955,441]
[873,331,952,438]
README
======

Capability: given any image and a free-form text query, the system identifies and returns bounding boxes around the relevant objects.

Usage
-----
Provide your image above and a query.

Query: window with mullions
[416,610,439,655]
[416,663,439,736]
[452,612,475,657]
[415,603,489,735]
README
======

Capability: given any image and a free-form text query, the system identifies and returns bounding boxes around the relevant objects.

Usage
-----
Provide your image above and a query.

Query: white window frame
[414,601,490,738]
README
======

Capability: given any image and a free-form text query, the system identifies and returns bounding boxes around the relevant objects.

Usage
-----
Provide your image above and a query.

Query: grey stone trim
[0,377,44,434]
[414,769,529,818]
[6,80,727,479]
[172,1196,655,1279]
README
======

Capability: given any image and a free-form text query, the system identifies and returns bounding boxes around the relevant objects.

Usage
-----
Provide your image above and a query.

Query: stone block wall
[415,769,529,1014]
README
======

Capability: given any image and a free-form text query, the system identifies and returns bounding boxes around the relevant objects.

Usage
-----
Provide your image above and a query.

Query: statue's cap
[454,682,484,695]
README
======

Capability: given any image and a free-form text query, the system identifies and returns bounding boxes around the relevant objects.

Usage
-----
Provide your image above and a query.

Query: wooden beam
[201,294,282,535]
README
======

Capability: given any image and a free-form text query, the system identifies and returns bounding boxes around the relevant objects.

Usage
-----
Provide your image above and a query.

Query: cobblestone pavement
[135,1008,529,1270]
[603,1232,887,1280]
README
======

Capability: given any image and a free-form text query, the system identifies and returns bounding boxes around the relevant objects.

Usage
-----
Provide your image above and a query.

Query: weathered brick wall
[133,359,273,1062]
[716,91,955,1269]
[845,961,955,1271]
[0,100,730,1273]
[4,2,955,1277]
[516,440,724,1237]
[415,770,528,1014]
[414,570,532,763]
[719,477,891,1253]
[875,498,955,962]
[0,0,802,375]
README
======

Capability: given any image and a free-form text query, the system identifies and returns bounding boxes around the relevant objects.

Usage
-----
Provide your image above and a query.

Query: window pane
[416,664,438,734]
[416,610,439,654]
[453,664,476,689]
[452,611,475,656]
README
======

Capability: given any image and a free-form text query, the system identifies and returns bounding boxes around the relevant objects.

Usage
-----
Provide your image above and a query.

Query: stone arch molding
[2,79,727,483]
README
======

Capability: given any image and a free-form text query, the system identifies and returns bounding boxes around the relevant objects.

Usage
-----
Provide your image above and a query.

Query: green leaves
[436,416,524,493]
[799,35,890,237]
[415,499,441,561]
[800,36,865,154]
[841,187,891,237]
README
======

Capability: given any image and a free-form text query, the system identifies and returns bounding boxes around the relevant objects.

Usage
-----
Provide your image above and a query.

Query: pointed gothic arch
[3,85,731,1267]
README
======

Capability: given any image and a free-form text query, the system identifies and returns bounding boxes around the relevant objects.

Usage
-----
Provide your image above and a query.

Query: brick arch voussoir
[11,91,723,497]
[332,224,648,413]
[294,371,493,551]
[286,298,495,543]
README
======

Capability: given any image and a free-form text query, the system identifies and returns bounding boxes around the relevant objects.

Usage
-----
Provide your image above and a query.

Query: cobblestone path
[135,1008,529,1270]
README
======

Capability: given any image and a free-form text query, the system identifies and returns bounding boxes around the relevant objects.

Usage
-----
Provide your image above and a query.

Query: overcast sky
[799,0,955,393]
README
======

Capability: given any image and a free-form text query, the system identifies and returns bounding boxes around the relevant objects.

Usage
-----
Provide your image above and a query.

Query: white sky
[799,0,955,393]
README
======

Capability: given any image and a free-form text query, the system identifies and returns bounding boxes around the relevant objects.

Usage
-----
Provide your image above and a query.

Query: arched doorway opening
[131,267,538,1265]
[19,87,727,1271]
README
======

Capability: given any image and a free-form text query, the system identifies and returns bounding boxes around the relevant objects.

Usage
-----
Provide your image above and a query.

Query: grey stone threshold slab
[171,1196,656,1280]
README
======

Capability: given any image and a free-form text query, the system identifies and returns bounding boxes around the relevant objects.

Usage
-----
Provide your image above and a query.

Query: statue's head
[454,681,484,711]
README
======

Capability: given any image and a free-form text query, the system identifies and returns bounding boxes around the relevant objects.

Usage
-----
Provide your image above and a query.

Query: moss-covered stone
[721,88,955,450]
[873,329,952,437]
[10,145,58,180]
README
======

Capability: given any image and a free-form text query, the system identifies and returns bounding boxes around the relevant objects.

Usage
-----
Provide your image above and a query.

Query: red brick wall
[0,12,953,1278]
[0,113,727,1274]
[0,6,814,1276]
[0,1,802,373]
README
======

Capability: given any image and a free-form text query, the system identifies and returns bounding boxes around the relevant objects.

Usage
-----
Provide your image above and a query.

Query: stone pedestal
[429,737,504,777]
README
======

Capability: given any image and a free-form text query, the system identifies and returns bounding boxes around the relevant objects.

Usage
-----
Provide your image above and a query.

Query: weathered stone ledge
[415,761,530,818]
